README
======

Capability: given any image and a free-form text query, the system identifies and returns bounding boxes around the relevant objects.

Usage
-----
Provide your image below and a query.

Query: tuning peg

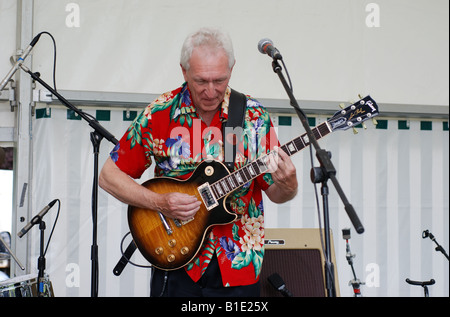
[339,103,345,109]
[352,127,358,134]
[372,118,378,126]
[358,94,363,99]
[362,122,367,129]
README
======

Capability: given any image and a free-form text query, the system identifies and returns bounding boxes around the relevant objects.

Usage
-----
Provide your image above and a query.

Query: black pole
[37,219,46,297]
[90,131,102,297]
[321,181,336,297]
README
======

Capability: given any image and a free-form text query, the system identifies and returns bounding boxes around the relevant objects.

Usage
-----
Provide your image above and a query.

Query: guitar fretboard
[210,121,332,199]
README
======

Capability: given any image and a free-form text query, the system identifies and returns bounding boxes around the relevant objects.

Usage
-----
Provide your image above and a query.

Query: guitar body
[128,160,237,270]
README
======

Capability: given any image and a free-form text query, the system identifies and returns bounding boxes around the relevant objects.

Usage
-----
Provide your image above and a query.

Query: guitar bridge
[198,183,218,211]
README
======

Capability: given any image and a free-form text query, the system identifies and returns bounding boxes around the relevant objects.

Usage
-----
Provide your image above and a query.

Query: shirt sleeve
[256,121,277,191]
[250,101,279,191]
[110,109,153,179]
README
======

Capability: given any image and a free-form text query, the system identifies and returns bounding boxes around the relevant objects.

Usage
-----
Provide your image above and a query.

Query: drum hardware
[0,274,53,297]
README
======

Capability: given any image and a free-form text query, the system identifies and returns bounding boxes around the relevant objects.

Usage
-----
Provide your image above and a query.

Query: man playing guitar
[99,27,298,297]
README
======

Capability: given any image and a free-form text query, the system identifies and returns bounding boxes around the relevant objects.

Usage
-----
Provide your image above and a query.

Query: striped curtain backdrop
[31,105,449,297]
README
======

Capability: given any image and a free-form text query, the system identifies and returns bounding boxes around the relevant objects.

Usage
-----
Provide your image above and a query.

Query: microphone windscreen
[268,273,285,289]
[257,38,273,54]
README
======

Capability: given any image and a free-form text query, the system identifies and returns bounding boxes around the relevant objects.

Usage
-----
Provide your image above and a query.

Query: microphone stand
[37,218,47,297]
[20,64,118,297]
[406,278,435,297]
[270,58,364,297]
[424,231,449,261]
[344,237,364,296]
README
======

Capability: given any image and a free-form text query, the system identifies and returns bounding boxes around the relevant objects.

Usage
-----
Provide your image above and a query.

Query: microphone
[257,38,282,60]
[18,199,58,238]
[0,33,42,91]
[422,230,435,241]
[422,229,449,261]
[268,273,293,297]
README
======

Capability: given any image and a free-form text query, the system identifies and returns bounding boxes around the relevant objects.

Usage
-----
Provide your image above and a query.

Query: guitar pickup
[197,183,218,211]
[174,217,195,227]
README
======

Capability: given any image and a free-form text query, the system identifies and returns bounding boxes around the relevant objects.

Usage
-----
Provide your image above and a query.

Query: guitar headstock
[328,95,379,132]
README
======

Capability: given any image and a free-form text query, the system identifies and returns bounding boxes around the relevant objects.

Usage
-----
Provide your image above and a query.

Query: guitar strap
[223,88,247,171]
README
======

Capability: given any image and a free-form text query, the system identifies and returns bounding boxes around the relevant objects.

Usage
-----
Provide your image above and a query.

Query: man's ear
[230,60,236,73]
[181,64,188,82]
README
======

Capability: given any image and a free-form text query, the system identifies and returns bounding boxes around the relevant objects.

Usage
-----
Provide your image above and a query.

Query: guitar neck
[279,121,332,158]
[210,121,332,199]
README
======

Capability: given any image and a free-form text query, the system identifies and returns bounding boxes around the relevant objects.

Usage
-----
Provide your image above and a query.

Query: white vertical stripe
[430,122,446,296]
[408,120,422,297]
[386,124,399,296]
[334,125,354,297]
[361,127,378,296]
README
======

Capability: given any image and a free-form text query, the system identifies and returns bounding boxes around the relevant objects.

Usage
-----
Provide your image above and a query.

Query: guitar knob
[205,166,214,176]
[167,254,176,263]
[180,246,190,255]
[168,239,177,247]
[155,247,164,255]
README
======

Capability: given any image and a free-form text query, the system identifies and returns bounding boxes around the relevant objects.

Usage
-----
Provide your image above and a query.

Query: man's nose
[205,82,216,97]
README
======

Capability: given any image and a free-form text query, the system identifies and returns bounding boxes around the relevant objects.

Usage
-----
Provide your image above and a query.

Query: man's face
[182,46,233,117]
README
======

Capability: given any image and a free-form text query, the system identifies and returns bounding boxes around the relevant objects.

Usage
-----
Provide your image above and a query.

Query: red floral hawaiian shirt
[111,83,278,287]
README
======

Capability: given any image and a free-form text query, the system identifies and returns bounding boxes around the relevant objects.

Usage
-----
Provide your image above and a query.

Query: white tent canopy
[0,0,448,297]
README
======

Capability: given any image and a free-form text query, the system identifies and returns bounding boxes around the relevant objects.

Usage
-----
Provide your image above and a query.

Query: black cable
[43,199,60,256]
[35,31,57,92]
[34,32,99,121]
[309,146,327,259]
[281,59,293,93]
[119,232,152,269]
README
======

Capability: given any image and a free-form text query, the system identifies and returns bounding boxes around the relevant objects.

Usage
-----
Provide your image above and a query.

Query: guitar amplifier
[260,228,340,297]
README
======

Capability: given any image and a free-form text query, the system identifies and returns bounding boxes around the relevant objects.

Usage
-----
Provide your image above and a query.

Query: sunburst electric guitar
[128,96,379,270]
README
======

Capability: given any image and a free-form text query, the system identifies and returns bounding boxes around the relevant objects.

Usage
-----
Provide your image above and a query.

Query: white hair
[180,27,235,70]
